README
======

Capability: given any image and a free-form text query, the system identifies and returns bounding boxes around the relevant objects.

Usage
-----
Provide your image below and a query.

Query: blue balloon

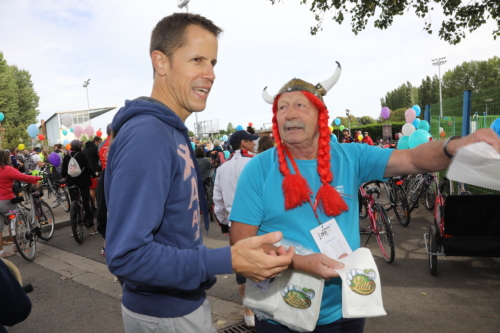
[412,105,421,117]
[0,112,4,121]
[236,125,243,131]
[330,134,338,143]
[62,129,68,136]
[224,151,230,159]
[409,129,431,148]
[491,118,500,138]
[443,116,448,120]
[63,139,70,145]
[69,127,74,133]
[27,124,38,138]
[412,118,420,129]
[397,136,410,150]
[334,118,341,126]
[222,135,228,141]
[417,120,430,132]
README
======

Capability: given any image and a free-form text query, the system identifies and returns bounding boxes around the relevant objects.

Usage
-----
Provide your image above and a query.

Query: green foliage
[0,52,39,149]
[187,130,195,137]
[350,122,406,141]
[357,116,376,125]
[380,82,419,111]
[270,0,500,45]
[226,122,235,134]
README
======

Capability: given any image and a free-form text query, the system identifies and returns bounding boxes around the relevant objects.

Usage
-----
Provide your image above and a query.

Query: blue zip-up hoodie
[105,97,232,318]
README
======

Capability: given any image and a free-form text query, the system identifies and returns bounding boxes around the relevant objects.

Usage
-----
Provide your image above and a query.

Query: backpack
[25,153,37,173]
[209,150,226,170]
[67,152,84,177]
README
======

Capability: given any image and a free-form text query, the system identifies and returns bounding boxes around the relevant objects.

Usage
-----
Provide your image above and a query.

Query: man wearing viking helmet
[229,62,500,332]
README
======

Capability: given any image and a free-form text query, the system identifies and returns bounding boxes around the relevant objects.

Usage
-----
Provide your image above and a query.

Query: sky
[0,0,498,137]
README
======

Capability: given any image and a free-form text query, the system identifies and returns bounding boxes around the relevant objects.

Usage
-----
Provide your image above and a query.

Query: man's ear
[151,50,169,77]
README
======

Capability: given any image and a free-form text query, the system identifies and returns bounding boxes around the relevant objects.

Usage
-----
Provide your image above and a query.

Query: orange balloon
[38,134,45,140]
[248,122,253,127]
[440,131,446,137]
[65,143,71,150]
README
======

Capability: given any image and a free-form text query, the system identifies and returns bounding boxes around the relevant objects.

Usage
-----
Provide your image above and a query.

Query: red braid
[272,95,312,210]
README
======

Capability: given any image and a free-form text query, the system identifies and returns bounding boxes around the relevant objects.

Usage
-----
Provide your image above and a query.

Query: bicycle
[10,181,55,261]
[405,173,438,213]
[40,164,71,212]
[69,185,90,244]
[358,184,395,263]
[438,177,471,196]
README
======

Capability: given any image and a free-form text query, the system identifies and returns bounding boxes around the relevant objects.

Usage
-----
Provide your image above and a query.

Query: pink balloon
[448,121,452,126]
[73,125,83,137]
[405,108,416,123]
[85,125,94,137]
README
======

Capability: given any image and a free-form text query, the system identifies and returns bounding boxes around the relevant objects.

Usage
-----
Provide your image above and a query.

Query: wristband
[443,135,461,159]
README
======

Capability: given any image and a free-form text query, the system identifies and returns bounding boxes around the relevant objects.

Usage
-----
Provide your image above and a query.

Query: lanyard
[284,148,323,224]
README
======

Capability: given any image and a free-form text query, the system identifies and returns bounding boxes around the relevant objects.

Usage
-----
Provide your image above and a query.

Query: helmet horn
[317,61,341,95]
[262,87,275,104]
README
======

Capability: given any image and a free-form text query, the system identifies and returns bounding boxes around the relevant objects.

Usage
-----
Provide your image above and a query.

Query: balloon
[73,125,83,137]
[439,127,444,133]
[358,135,363,141]
[402,123,416,136]
[334,118,341,126]
[69,127,74,133]
[405,108,416,123]
[444,116,448,120]
[85,125,94,137]
[63,139,70,145]
[27,124,38,138]
[224,151,230,159]
[65,143,71,150]
[0,112,4,121]
[409,129,432,148]
[248,122,253,127]
[397,136,409,149]
[440,131,446,138]
[236,125,243,131]
[38,134,45,141]
[339,125,345,131]
[96,130,102,137]
[412,118,420,129]
[62,129,68,136]
[381,107,391,120]
[491,118,500,137]
[48,152,61,167]
[448,121,452,126]
[55,139,62,144]
[222,135,228,141]
[329,126,334,132]
[61,113,72,127]
[190,142,195,151]
[412,105,421,117]
[417,120,430,132]
[18,144,25,150]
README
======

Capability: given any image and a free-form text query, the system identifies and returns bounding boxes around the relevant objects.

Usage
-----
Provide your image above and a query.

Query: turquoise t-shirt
[230,142,393,325]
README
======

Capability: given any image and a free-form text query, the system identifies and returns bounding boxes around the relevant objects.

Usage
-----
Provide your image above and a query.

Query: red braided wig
[272,91,348,217]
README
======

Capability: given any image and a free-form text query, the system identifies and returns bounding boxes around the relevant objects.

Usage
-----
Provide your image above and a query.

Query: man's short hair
[94,136,102,143]
[150,13,223,75]
[56,144,62,149]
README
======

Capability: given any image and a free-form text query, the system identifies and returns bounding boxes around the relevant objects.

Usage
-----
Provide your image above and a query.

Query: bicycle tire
[439,179,450,196]
[381,180,394,212]
[70,201,84,244]
[408,180,425,213]
[393,185,411,227]
[358,190,368,219]
[20,189,32,211]
[59,187,71,212]
[11,212,36,261]
[429,225,438,275]
[424,180,437,210]
[372,202,395,263]
[38,201,55,241]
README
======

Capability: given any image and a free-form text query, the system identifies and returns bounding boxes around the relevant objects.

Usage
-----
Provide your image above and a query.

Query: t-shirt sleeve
[356,145,394,184]
[229,157,264,226]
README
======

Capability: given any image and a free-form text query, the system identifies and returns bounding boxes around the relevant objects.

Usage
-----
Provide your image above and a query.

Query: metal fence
[429,86,500,195]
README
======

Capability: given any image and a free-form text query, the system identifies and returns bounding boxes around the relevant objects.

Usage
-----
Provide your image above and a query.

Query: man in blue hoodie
[105,13,294,332]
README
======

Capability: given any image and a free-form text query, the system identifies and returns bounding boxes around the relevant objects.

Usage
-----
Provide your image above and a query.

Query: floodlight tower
[346,109,351,135]
[432,57,447,118]
[178,0,190,12]
[83,79,91,109]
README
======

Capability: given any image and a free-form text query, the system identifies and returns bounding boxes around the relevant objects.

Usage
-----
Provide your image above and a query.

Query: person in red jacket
[363,132,374,145]
[0,150,41,258]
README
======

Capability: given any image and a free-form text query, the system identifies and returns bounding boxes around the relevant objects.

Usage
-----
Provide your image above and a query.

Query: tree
[357,116,376,125]
[187,130,195,137]
[227,122,235,134]
[270,0,500,44]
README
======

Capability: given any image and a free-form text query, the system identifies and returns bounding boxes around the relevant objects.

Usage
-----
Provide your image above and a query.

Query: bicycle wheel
[393,186,411,227]
[425,181,437,210]
[38,201,55,241]
[358,190,368,219]
[429,225,438,275]
[70,202,84,244]
[58,187,71,212]
[11,212,36,261]
[439,179,450,196]
[20,189,32,211]
[372,202,395,263]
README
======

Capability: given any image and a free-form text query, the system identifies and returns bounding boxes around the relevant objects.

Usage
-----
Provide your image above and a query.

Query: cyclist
[61,140,97,235]
[0,150,41,258]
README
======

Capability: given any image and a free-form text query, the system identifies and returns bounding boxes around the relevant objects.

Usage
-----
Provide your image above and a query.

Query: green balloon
[339,125,345,131]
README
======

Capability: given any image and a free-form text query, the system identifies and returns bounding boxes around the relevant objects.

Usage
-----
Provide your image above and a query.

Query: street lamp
[432,57,447,118]
[83,79,91,110]
[346,109,351,135]
[178,0,190,12]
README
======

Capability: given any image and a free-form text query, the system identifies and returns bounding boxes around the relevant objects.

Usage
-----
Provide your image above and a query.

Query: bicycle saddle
[365,185,380,196]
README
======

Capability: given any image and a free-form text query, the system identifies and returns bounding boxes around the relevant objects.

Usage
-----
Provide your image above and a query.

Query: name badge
[254,278,271,293]
[310,218,352,259]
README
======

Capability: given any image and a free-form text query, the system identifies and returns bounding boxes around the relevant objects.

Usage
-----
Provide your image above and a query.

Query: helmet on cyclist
[70,140,82,150]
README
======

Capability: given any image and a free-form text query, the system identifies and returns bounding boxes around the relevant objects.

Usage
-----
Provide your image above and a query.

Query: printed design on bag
[346,268,376,295]
[281,284,316,309]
